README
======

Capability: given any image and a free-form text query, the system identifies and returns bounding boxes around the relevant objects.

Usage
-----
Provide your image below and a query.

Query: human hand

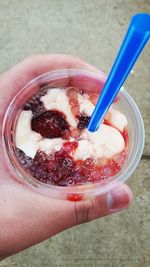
[0,54,132,258]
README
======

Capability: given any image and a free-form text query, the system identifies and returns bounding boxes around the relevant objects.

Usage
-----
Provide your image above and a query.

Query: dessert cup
[2,69,145,200]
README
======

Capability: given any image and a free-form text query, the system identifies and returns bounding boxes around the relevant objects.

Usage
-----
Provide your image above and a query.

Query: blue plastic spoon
[87,13,150,132]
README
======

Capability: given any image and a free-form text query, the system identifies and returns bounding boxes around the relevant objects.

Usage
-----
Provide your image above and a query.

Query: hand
[0,54,132,258]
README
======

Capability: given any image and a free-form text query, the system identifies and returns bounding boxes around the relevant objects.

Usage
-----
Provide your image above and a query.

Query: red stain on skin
[67,194,83,201]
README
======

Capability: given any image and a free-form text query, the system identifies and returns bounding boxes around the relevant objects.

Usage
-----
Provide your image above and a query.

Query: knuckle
[74,198,95,225]
[74,195,107,225]
[26,54,43,62]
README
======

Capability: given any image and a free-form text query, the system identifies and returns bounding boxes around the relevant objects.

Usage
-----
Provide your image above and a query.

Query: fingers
[0,54,106,113]
[0,54,104,93]
[0,182,132,257]
[73,184,133,225]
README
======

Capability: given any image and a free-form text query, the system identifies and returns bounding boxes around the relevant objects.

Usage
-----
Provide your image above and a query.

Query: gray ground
[0,0,150,266]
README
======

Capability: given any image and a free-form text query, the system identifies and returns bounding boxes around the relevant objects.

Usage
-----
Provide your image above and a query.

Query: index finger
[0,54,106,111]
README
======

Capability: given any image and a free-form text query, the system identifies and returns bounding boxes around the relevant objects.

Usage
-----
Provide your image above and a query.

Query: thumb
[73,184,133,225]
[0,183,132,257]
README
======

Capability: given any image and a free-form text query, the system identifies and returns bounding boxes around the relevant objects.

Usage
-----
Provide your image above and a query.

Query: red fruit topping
[102,165,113,177]
[82,158,94,169]
[104,111,111,124]
[73,171,86,185]
[77,114,90,130]
[78,89,84,95]
[34,166,47,179]
[53,149,75,178]
[33,150,49,168]
[58,156,74,169]
[67,87,80,117]
[24,91,46,117]
[31,110,69,139]
[15,148,33,169]
[90,170,101,181]
[46,159,56,171]
[63,141,78,154]
[70,128,80,139]
[60,177,74,186]
[113,151,127,167]
[62,129,71,139]
[122,129,128,146]
[89,94,98,105]
[16,86,128,187]
[96,157,107,166]
[103,118,111,126]
[16,147,127,186]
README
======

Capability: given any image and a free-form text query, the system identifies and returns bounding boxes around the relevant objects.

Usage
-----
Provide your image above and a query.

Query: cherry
[73,171,86,185]
[15,148,33,170]
[46,159,56,171]
[77,114,90,130]
[55,155,75,179]
[34,150,49,168]
[31,110,69,139]
[90,170,101,181]
[24,91,46,117]
[16,146,127,186]
[34,166,47,179]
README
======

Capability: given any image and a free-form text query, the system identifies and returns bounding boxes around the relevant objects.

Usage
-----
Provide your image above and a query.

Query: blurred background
[0,0,150,266]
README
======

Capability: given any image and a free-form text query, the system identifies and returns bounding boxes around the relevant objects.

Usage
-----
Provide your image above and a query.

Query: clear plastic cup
[2,69,145,200]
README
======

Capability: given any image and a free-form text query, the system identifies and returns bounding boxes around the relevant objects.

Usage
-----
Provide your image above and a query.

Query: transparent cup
[2,69,145,200]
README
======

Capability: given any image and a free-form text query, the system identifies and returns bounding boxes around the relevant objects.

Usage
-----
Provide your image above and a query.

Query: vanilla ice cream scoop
[15,88,127,160]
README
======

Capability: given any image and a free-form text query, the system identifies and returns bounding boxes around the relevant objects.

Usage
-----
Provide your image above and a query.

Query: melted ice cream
[15,88,127,159]
[74,125,125,160]
[16,111,42,158]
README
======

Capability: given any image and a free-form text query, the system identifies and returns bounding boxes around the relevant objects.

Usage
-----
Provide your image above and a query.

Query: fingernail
[106,185,133,211]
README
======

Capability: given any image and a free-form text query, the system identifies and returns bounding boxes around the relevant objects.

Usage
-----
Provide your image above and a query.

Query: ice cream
[15,87,128,186]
